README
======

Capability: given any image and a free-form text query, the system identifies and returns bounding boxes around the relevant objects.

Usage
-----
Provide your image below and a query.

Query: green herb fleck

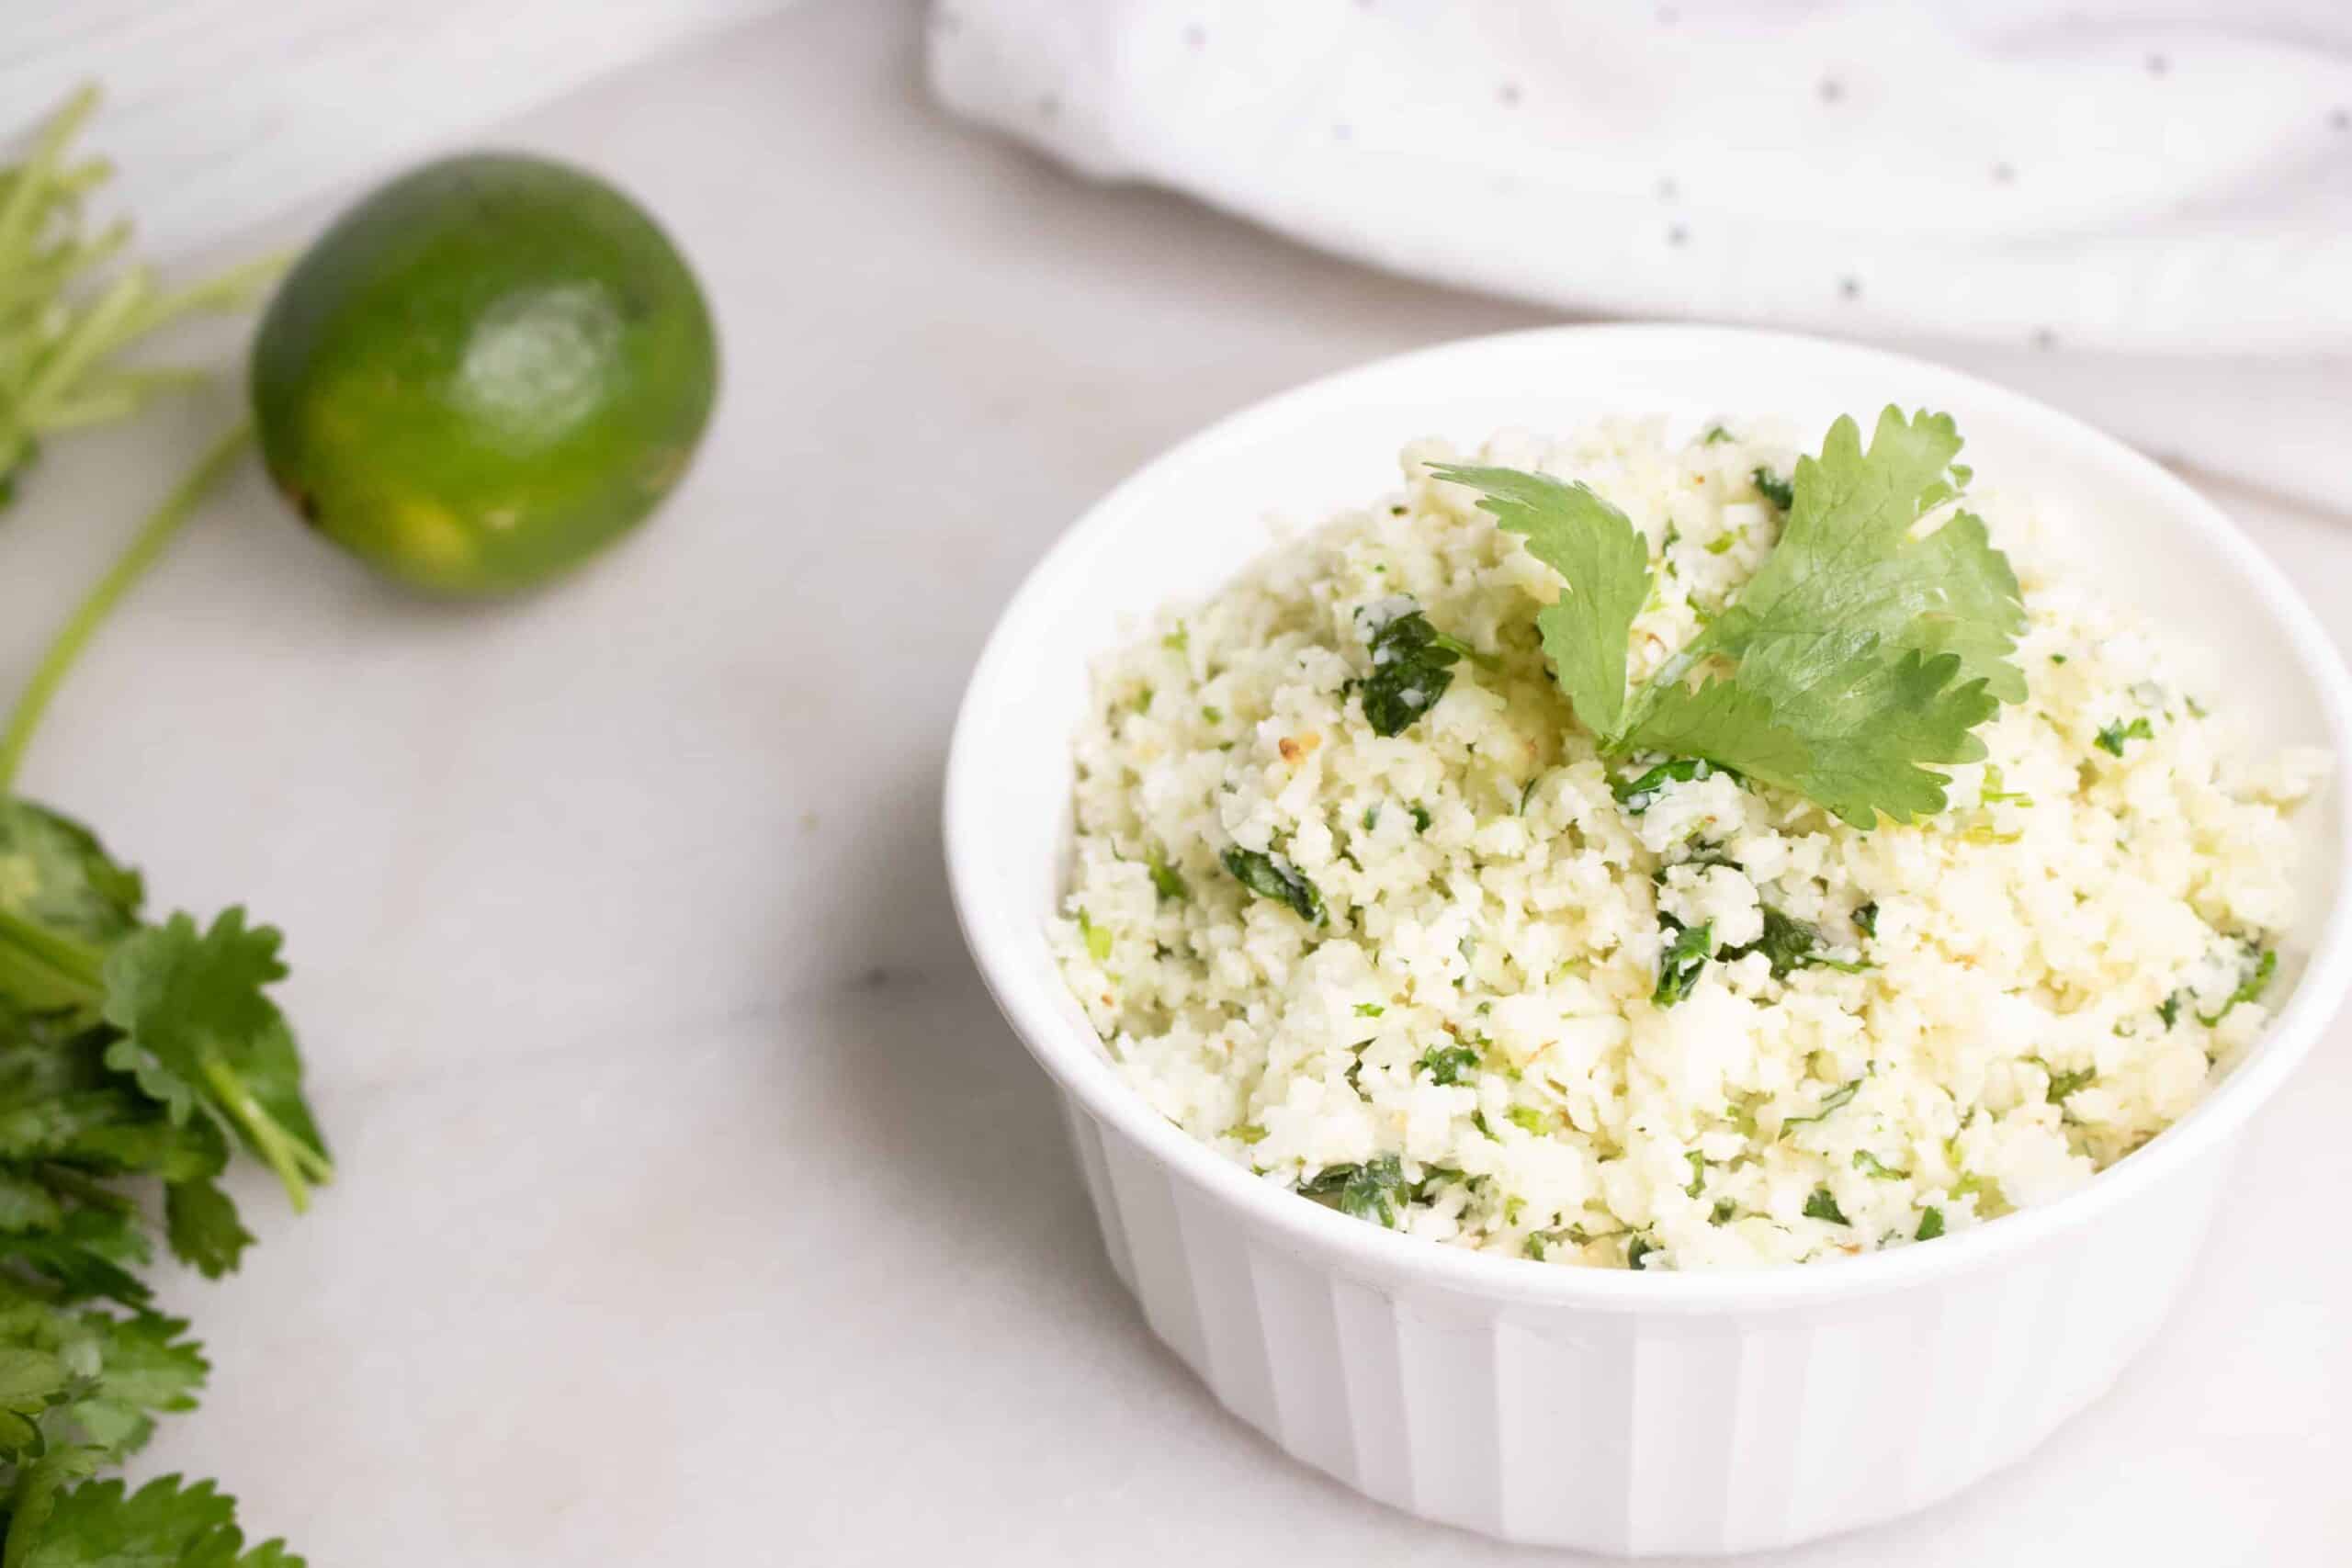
[2041,1062,2095,1103]
[1722,905,1871,980]
[1626,1235,1660,1270]
[2198,947,2277,1028]
[1418,1043,1480,1086]
[1852,1149,1909,1180]
[1075,908,1113,963]
[1221,846,1326,926]
[2095,716,2154,757]
[1412,1166,1465,1202]
[1200,705,1224,724]
[1232,1123,1268,1145]
[1409,803,1432,835]
[1781,1078,1862,1134]
[1705,530,1739,556]
[1354,1001,1385,1018]
[1685,1150,1706,1198]
[1702,424,1734,445]
[1651,914,1714,1008]
[1916,1206,1946,1241]
[1751,467,1795,511]
[1711,1198,1738,1225]
[1613,756,1736,815]
[1298,1156,1410,1227]
[1803,1187,1850,1225]
[1358,604,1480,738]
[1505,1105,1550,1136]
[1979,763,2033,807]
[1162,623,1188,652]
[1853,901,1879,938]
[1147,852,1188,902]
[2157,991,2183,1030]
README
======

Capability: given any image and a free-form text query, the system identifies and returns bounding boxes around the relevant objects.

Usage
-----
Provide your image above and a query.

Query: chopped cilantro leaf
[2041,1062,2095,1102]
[1652,914,1714,1008]
[2095,716,2154,756]
[1722,905,1871,980]
[1353,1001,1385,1018]
[1412,1166,1465,1202]
[1408,803,1432,835]
[1146,852,1188,902]
[1803,1187,1850,1225]
[1781,1078,1862,1134]
[1231,1123,1268,1145]
[1356,603,1485,737]
[1711,1198,1738,1225]
[1852,1149,1909,1180]
[1161,624,1187,652]
[1505,1105,1549,1136]
[1750,467,1794,511]
[1220,847,1326,926]
[1702,424,1733,445]
[2158,991,2184,1030]
[2198,947,2277,1028]
[1685,1150,1705,1198]
[1853,901,1879,938]
[1625,1235,1660,1270]
[1075,908,1112,963]
[1916,1206,1946,1241]
[1418,1044,1480,1086]
[1612,756,1736,815]
[1978,763,2033,806]
[1298,1156,1409,1227]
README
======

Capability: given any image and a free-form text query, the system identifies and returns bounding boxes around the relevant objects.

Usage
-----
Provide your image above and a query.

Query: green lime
[251,153,717,595]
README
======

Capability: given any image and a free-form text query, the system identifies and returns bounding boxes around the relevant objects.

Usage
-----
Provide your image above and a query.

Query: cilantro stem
[0,906,107,1009]
[0,423,251,791]
[198,1055,334,1213]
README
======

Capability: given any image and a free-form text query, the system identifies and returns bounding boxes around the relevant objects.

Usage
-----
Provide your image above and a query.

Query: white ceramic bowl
[942,324,2352,1556]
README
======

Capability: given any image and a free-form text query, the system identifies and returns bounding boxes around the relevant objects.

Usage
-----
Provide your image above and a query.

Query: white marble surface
[4,3,2347,1562]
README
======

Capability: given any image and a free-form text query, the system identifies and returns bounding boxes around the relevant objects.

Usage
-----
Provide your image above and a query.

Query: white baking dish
[941,324,2352,1555]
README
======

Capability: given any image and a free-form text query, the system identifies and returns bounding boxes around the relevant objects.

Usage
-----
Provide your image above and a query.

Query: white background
[3,2,2346,1562]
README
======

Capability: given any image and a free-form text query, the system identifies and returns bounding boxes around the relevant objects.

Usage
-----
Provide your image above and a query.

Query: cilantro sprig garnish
[1434,408,2025,827]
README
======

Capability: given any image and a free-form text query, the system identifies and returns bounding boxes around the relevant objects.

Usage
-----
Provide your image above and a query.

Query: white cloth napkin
[930,0,2352,513]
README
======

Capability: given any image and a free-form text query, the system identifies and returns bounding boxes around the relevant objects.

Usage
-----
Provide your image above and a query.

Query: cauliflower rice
[1052,417,2326,1270]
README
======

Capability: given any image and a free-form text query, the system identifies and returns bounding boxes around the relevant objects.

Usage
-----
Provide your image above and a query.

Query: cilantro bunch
[0,799,325,1563]
[1437,407,2024,826]
[0,87,322,1568]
